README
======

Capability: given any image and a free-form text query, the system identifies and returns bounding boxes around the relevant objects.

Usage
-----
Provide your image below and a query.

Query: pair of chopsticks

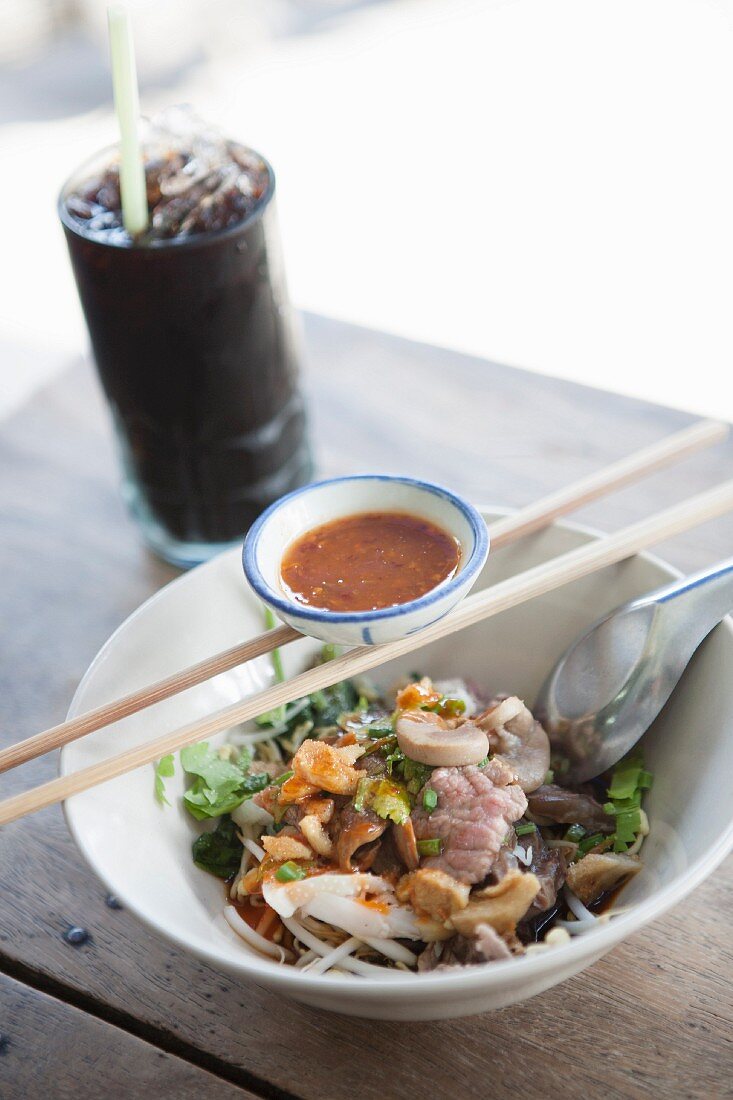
[0,419,730,827]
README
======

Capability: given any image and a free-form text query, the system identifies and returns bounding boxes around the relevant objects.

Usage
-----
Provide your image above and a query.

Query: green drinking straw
[107,5,148,236]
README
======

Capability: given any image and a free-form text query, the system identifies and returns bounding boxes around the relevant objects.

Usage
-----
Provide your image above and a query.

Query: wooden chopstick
[487,418,728,549]
[0,624,299,775]
[2,475,733,826]
[0,418,726,779]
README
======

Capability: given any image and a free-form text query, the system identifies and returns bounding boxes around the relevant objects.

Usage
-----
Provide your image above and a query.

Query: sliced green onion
[274,769,295,786]
[614,808,641,839]
[515,822,536,837]
[422,788,438,812]
[544,769,555,785]
[564,823,586,843]
[638,769,653,790]
[439,696,466,717]
[353,776,373,813]
[417,838,442,857]
[367,724,393,738]
[275,861,306,883]
[616,792,642,810]
[577,832,604,855]
[607,761,642,800]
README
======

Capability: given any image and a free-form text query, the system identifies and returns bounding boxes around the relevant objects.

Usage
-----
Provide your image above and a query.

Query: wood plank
[0,972,253,1100]
[0,314,732,1099]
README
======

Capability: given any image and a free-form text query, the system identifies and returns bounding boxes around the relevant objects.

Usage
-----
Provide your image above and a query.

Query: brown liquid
[60,142,312,562]
[230,896,281,940]
[280,511,461,612]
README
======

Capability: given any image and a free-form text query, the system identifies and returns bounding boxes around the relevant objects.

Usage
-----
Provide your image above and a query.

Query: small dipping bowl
[242,475,490,644]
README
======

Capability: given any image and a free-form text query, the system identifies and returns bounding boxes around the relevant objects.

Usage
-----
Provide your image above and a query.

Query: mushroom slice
[335,805,387,871]
[395,712,489,767]
[475,697,550,793]
[393,818,419,871]
[565,852,641,905]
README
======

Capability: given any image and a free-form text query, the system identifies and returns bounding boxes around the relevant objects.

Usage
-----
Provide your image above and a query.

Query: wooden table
[1,315,731,1100]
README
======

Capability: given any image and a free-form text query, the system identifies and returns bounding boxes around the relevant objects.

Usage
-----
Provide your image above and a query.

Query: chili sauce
[280,511,461,612]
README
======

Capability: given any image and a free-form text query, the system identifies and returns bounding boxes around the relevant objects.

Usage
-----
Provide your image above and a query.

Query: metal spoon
[534,557,733,782]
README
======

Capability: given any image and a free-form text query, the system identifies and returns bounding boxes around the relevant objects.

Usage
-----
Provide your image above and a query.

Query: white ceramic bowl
[242,475,490,645]
[62,511,733,1021]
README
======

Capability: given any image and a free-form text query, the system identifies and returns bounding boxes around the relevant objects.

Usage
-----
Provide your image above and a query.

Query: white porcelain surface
[62,512,733,1020]
[242,475,489,645]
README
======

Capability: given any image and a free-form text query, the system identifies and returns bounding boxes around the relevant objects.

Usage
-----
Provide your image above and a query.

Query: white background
[1,0,732,419]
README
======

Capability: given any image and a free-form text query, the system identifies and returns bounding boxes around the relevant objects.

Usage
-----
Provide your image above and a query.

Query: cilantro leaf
[180,742,267,821]
[154,754,175,806]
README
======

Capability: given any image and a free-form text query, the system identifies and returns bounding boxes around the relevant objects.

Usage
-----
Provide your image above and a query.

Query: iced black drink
[59,109,312,567]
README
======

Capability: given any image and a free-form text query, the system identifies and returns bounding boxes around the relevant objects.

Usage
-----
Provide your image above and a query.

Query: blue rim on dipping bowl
[242,474,490,645]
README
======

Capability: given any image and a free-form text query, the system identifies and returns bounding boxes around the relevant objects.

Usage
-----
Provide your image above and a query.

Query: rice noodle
[554,918,597,935]
[361,937,417,966]
[282,915,405,977]
[304,936,362,975]
[299,913,346,945]
[556,887,633,935]
[555,910,631,935]
[223,905,293,963]
[546,839,579,854]
[564,886,597,923]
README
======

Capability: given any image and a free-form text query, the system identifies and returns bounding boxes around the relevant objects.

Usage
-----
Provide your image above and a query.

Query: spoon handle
[656,556,733,641]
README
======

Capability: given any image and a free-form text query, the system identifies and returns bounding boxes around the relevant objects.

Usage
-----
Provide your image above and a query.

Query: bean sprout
[361,938,417,966]
[304,936,362,975]
[223,905,293,963]
[282,915,406,977]
[243,838,266,862]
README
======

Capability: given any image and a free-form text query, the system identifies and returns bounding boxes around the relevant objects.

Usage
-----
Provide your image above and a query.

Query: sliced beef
[411,765,527,885]
[527,783,614,833]
[489,828,520,882]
